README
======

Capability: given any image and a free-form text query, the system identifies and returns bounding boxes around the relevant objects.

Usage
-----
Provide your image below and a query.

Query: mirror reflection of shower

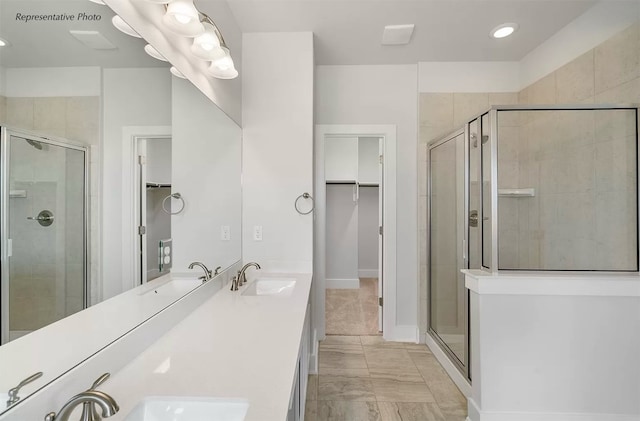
[1,130,88,344]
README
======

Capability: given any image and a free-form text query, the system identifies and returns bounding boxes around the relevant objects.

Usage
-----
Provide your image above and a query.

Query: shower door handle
[469,210,478,227]
[27,210,54,227]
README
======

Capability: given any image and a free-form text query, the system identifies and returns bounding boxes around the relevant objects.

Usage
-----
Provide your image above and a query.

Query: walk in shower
[0,127,89,344]
[427,105,639,379]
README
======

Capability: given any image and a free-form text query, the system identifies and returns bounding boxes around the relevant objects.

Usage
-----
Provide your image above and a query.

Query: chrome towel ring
[295,192,314,215]
[162,192,185,215]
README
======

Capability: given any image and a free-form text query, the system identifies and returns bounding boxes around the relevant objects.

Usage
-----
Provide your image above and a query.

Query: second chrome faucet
[231,262,261,291]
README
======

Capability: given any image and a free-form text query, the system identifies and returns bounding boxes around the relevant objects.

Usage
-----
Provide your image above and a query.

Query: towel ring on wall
[295,192,314,215]
[162,192,185,215]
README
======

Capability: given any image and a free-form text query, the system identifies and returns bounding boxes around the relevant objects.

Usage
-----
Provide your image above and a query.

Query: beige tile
[321,336,362,346]
[453,93,489,127]
[420,93,454,127]
[318,376,377,402]
[6,97,34,129]
[371,378,436,403]
[488,92,518,106]
[594,77,640,104]
[34,97,66,130]
[426,380,467,415]
[404,343,432,353]
[518,87,530,105]
[360,336,405,349]
[378,402,446,421]
[319,348,368,372]
[66,124,99,145]
[320,368,372,378]
[556,50,595,103]
[307,374,318,401]
[317,401,381,421]
[527,72,557,104]
[305,400,318,421]
[66,96,99,128]
[595,22,640,94]
[420,125,456,145]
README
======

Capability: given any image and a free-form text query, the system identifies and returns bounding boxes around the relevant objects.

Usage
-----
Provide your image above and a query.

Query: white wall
[315,64,418,328]
[171,77,242,273]
[325,184,359,287]
[242,32,314,272]
[358,186,379,277]
[468,277,640,420]
[146,137,171,185]
[3,67,101,97]
[102,68,171,299]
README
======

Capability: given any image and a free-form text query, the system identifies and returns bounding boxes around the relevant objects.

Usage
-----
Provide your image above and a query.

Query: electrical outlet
[221,225,230,241]
[253,225,263,241]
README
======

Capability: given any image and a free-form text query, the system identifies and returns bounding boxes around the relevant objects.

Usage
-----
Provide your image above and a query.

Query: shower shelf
[498,188,535,197]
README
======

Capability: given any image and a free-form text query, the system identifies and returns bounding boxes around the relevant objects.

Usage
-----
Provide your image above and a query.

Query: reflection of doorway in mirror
[1,129,89,345]
[136,137,172,284]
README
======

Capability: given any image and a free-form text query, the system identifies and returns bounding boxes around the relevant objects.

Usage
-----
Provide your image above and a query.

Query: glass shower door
[1,132,87,344]
[428,131,468,376]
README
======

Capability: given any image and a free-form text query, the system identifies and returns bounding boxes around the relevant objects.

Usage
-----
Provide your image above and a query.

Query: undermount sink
[124,396,249,421]
[145,279,202,296]
[242,278,296,296]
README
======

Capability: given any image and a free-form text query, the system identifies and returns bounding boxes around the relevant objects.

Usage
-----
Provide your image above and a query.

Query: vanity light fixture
[490,23,519,39]
[190,22,223,60]
[162,0,205,37]
[170,66,187,78]
[144,44,168,61]
[112,15,142,38]
[88,0,106,4]
[0,37,9,47]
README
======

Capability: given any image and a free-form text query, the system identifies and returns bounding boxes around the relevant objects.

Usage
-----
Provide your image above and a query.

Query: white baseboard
[425,332,472,398]
[358,269,378,278]
[325,278,359,289]
[468,399,639,421]
[384,325,419,342]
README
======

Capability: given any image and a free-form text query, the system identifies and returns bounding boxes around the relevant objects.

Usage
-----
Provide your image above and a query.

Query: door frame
[313,124,397,363]
[0,127,90,344]
[121,126,171,293]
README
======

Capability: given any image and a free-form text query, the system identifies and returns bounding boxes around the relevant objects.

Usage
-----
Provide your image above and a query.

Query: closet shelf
[146,182,172,189]
[359,182,379,187]
[326,179,357,185]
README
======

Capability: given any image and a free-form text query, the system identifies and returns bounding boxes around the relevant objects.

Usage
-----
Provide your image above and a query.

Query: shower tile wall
[419,20,640,326]
[0,96,101,306]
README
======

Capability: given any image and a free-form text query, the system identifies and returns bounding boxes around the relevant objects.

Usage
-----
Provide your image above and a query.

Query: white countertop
[463,269,640,296]
[0,272,210,404]
[100,272,313,421]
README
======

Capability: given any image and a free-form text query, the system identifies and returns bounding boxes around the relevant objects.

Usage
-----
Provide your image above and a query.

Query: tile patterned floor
[325,278,379,336]
[305,336,468,421]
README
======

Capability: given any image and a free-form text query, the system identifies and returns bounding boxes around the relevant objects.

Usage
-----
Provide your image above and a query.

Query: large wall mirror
[0,0,241,415]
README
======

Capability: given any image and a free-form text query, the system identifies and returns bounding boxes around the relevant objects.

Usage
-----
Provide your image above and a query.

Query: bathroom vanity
[0,271,313,421]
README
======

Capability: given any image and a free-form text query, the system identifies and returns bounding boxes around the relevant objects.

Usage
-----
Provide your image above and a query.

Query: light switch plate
[221,225,230,241]
[253,225,263,241]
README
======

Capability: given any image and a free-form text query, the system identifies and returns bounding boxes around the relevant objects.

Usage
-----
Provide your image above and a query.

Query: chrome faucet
[6,371,43,407]
[188,261,212,282]
[44,390,118,421]
[231,262,261,291]
[80,373,112,421]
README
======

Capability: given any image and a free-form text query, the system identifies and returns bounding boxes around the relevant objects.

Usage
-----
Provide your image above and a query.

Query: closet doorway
[134,136,172,284]
[324,135,383,335]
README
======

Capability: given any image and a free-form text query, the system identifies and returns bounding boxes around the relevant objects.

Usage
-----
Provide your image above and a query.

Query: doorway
[313,124,397,358]
[134,136,172,285]
[0,128,89,344]
[324,136,383,335]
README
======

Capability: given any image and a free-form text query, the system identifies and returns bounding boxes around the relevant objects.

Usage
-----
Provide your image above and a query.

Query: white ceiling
[0,0,168,68]
[223,0,598,65]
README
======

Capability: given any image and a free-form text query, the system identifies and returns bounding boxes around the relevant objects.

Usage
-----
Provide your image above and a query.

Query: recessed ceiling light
[88,0,106,5]
[491,23,519,39]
